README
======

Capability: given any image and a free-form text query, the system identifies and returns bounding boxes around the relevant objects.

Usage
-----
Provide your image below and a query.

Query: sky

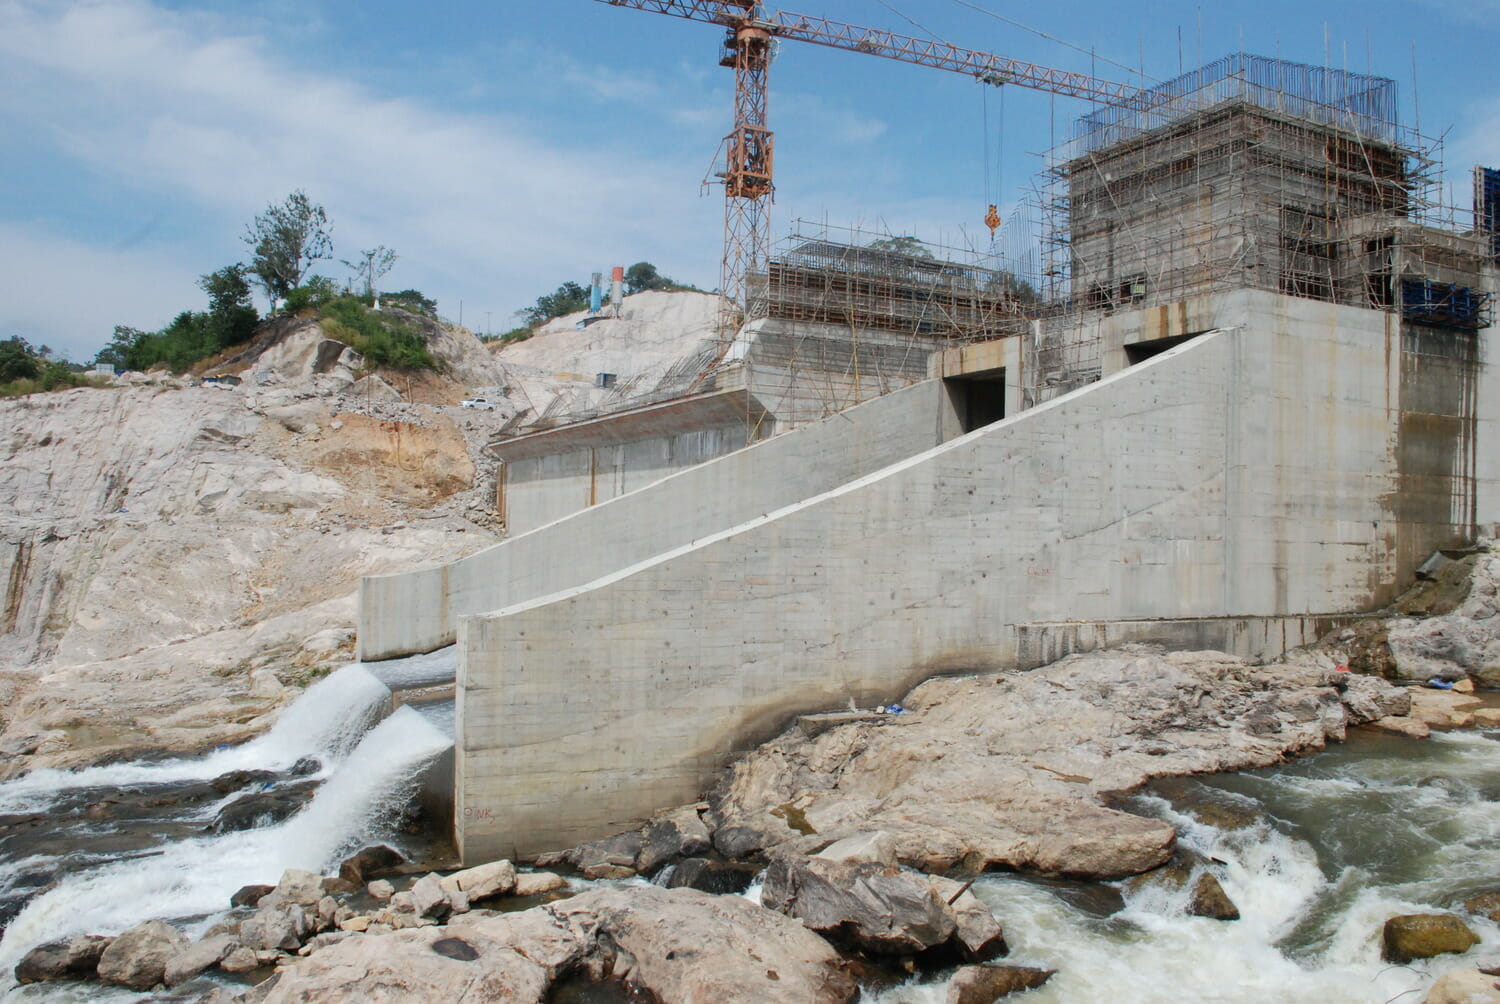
[3,0,1499,361]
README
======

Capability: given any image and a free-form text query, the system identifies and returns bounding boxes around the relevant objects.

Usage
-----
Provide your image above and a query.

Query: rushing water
[872,728,1500,1003]
[0,659,456,1000]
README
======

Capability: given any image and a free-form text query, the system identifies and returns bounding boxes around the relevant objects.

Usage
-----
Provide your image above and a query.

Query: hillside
[0,293,717,777]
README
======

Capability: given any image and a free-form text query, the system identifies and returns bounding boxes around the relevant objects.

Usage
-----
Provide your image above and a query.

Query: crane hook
[984,204,1001,236]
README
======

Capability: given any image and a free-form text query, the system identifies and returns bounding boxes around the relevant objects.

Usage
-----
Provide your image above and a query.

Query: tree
[383,289,437,316]
[624,261,669,294]
[243,190,333,305]
[0,337,40,383]
[341,246,398,305]
[520,281,590,327]
[199,264,260,349]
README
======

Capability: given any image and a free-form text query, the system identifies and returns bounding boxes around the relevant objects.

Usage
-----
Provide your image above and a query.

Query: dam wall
[454,288,1494,862]
[358,378,961,661]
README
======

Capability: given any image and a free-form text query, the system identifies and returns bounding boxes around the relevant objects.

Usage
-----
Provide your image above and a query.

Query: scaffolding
[753,220,1040,342]
[1029,52,1494,396]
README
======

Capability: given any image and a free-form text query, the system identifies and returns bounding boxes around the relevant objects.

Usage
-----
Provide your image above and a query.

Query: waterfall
[0,706,450,980]
[0,663,392,816]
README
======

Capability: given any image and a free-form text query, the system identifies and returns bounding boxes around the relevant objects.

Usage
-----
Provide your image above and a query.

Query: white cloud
[0,223,202,359]
[0,0,722,350]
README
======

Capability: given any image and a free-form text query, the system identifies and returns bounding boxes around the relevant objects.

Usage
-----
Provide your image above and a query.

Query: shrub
[317,295,440,372]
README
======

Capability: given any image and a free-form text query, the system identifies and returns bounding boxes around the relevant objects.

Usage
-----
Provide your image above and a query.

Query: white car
[460,398,495,411]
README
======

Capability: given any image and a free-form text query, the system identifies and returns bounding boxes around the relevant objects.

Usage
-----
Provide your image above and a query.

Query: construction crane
[593,0,1150,333]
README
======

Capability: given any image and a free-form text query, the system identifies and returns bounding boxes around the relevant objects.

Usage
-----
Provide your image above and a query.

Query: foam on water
[0,706,451,981]
[868,730,1500,1004]
[0,664,391,815]
[361,646,457,690]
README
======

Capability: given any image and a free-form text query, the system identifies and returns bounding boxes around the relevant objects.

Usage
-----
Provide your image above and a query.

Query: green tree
[0,337,40,383]
[243,190,333,305]
[382,289,437,316]
[199,264,259,350]
[520,281,590,327]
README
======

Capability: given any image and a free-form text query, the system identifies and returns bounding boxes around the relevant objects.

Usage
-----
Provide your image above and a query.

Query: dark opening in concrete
[1125,332,1205,365]
[945,369,1007,432]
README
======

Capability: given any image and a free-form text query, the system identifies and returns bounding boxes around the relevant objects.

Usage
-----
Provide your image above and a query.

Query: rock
[664,858,756,896]
[231,884,276,909]
[583,864,637,880]
[1382,913,1480,964]
[14,935,113,983]
[446,888,471,914]
[368,879,396,901]
[164,933,239,986]
[1367,715,1432,739]
[945,964,1055,1003]
[240,903,312,951]
[762,855,956,955]
[512,871,569,898]
[567,829,644,874]
[96,920,190,990]
[391,891,416,914]
[1187,873,1240,920]
[636,805,713,875]
[339,915,372,933]
[927,876,1008,963]
[412,873,451,920]
[708,649,1370,879]
[817,831,899,867]
[290,755,322,776]
[339,845,405,886]
[260,868,326,909]
[1409,690,1480,729]
[1475,709,1500,728]
[253,885,855,1004]
[1454,678,1477,694]
[1424,969,1500,1004]
[211,787,318,834]
[1466,891,1500,923]
[210,768,277,793]
[438,859,516,903]
[1338,673,1412,722]
[219,946,262,973]
[315,896,341,931]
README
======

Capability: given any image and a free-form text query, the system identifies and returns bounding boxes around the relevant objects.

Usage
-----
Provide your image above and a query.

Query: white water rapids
[872,729,1500,1003]
[0,655,457,997]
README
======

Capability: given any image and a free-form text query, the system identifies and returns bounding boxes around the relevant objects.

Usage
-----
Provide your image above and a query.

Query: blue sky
[3,0,1499,360]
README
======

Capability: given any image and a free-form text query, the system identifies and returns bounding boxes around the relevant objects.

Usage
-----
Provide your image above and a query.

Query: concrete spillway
[359,288,1500,864]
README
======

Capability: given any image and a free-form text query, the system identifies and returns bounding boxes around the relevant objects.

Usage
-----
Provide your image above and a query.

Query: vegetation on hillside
[0,337,102,398]
[499,261,700,344]
[97,192,443,377]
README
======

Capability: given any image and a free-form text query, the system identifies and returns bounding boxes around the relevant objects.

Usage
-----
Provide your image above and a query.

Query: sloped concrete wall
[455,288,1492,862]
[358,379,960,660]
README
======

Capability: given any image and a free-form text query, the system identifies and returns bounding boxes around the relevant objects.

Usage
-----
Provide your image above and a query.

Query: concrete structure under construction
[357,54,1500,863]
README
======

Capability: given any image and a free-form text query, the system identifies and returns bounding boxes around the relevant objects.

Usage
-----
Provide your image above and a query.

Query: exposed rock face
[1382,913,1480,963]
[1381,553,1500,684]
[710,648,1396,878]
[252,884,855,1004]
[636,805,713,875]
[95,920,189,990]
[761,855,957,955]
[665,858,756,896]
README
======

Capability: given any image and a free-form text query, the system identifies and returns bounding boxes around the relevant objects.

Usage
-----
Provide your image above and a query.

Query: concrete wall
[454,287,1494,862]
[502,424,748,535]
[358,378,959,660]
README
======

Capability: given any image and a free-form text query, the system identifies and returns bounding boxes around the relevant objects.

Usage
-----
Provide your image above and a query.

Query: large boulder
[14,935,113,983]
[945,964,1055,1003]
[1424,969,1500,1004]
[339,845,405,886]
[259,868,326,909]
[1382,914,1480,964]
[927,876,1008,963]
[708,649,1381,879]
[96,920,190,990]
[163,933,239,986]
[636,806,712,875]
[239,903,312,951]
[250,885,855,1004]
[439,859,516,904]
[1187,873,1240,921]
[665,858,757,896]
[512,871,568,898]
[411,873,451,920]
[761,855,957,955]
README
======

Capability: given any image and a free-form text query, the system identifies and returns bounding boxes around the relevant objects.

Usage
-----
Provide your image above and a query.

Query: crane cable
[941,0,1162,83]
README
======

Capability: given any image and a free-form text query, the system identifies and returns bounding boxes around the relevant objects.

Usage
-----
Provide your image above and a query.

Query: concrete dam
[360,286,1499,863]
[359,54,1500,863]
